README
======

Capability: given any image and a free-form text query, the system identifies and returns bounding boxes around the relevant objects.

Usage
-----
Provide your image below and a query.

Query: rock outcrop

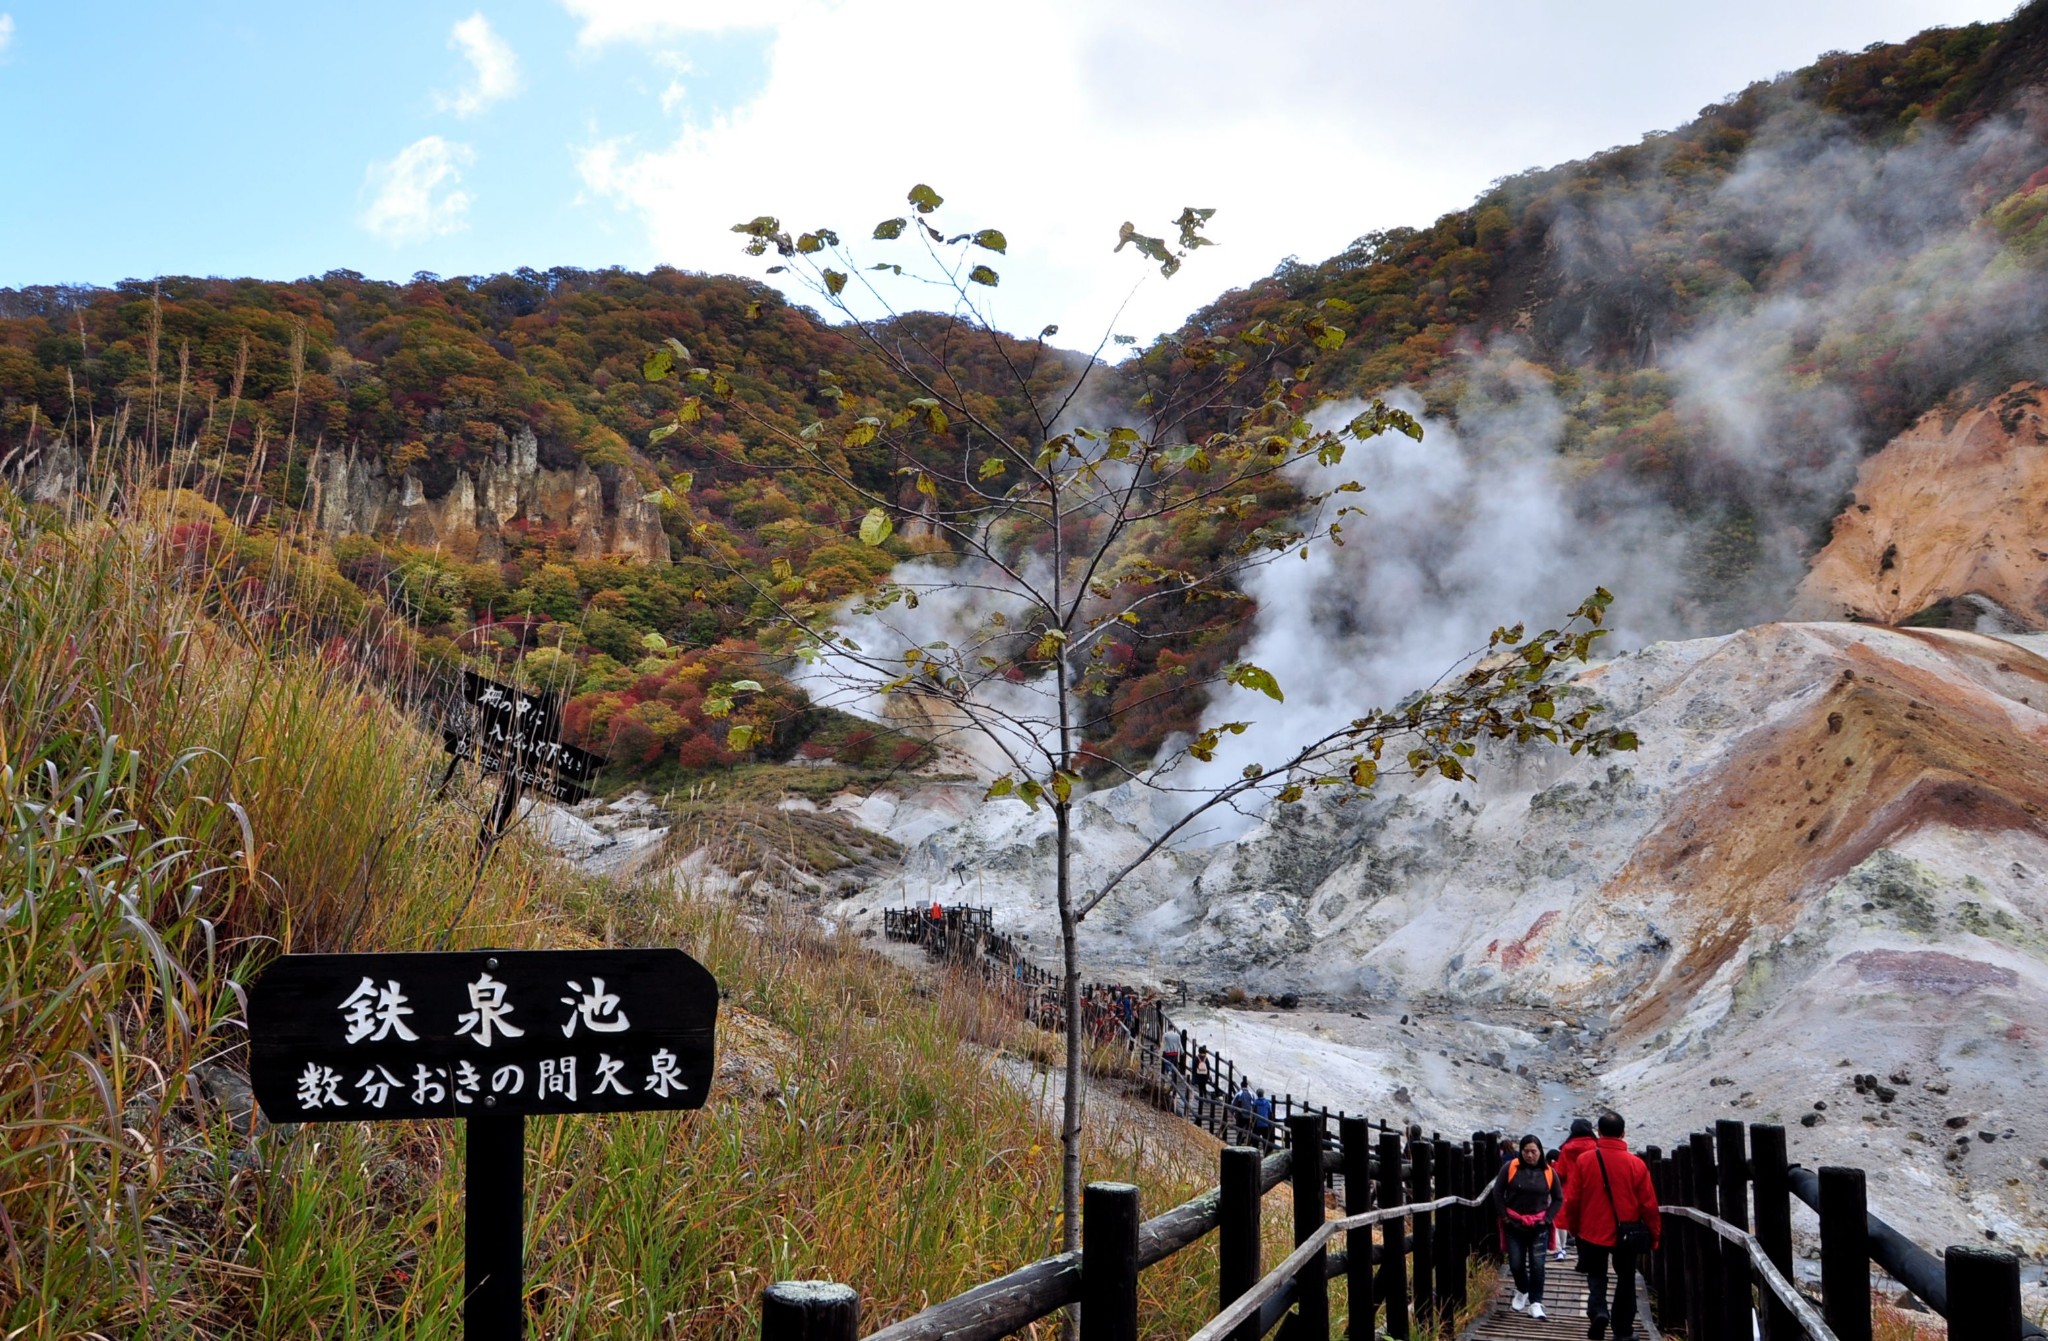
[1792,384,2048,628]
[841,622,2048,1252]
[306,428,668,564]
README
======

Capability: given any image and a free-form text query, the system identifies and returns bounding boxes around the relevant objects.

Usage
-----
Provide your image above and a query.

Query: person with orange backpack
[1492,1134,1563,1318]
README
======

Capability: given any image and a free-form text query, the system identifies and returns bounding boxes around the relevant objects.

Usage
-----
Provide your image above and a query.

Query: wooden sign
[248,947,718,1338]
[249,948,717,1123]
[445,670,607,818]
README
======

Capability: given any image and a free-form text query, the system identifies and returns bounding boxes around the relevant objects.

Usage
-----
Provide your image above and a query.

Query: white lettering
[644,1048,688,1099]
[538,1057,577,1101]
[338,976,420,1044]
[356,1065,401,1109]
[296,1063,347,1110]
[593,1053,630,1097]
[456,972,525,1048]
[560,977,630,1037]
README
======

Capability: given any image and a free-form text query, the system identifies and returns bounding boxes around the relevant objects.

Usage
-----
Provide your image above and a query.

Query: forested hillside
[8,2,2048,782]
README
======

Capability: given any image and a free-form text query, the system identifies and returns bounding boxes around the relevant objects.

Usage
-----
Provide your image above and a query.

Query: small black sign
[249,949,717,1123]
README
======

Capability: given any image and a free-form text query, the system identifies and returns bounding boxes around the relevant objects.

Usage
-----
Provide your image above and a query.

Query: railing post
[1645,1148,1673,1328]
[1409,1134,1435,1326]
[1687,1130,1723,1340]
[1378,1128,1409,1339]
[1220,1147,1263,1341]
[1716,1119,1752,1341]
[1675,1144,1707,1341]
[1288,1113,1329,1341]
[1474,1131,1499,1262]
[761,1281,859,1341]
[1435,1137,1465,1314]
[1945,1244,2023,1340]
[1082,1181,1140,1341]
[1343,1118,1375,1341]
[1749,1124,1795,1341]
[1818,1166,1873,1341]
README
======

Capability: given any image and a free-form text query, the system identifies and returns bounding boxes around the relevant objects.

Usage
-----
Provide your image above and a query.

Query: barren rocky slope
[829,621,2048,1257]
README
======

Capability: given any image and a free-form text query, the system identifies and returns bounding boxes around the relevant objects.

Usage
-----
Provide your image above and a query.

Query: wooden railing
[759,1114,1512,1340]
[1643,1118,2043,1341]
[760,1114,2040,1341]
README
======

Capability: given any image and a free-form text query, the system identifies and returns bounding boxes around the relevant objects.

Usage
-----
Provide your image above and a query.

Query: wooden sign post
[447,672,608,853]
[250,948,718,1337]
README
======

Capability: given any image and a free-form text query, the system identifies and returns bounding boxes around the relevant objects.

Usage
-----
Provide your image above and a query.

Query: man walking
[1557,1110,1659,1340]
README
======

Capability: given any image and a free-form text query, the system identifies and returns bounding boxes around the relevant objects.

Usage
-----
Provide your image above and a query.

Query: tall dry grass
[1,487,1285,1337]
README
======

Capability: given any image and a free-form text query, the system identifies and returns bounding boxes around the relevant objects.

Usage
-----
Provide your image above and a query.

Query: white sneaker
[1552,1248,1567,1260]
[1529,1302,1547,1320]
[1511,1290,1528,1311]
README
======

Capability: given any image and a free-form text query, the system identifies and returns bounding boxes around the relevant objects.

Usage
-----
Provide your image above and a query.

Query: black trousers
[1504,1225,1548,1301]
[1579,1241,1639,1331]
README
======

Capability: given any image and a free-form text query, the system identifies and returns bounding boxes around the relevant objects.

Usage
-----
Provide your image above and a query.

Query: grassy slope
[0,489,1308,1338]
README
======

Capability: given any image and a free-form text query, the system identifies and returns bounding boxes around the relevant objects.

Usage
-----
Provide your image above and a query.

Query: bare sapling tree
[641,185,1637,1254]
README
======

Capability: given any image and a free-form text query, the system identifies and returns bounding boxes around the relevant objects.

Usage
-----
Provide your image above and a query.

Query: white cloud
[361,136,476,243]
[436,12,521,118]
[556,0,803,47]
[567,0,2008,349]
[0,14,15,57]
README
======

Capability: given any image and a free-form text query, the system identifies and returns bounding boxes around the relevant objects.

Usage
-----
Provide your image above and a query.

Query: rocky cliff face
[834,621,2048,1252]
[306,428,668,564]
[1793,384,2048,629]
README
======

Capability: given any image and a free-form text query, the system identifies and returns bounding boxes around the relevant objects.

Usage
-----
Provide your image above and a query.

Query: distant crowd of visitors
[1484,1109,1660,1338]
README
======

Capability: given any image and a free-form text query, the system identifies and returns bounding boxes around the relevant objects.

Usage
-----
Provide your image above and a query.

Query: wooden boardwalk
[1460,1261,1663,1341]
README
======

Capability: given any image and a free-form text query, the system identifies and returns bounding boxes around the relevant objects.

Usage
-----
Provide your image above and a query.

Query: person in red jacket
[1557,1111,1660,1341]
[1554,1117,1599,1262]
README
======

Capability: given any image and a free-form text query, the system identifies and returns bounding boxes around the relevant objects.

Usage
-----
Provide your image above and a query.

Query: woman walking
[1493,1134,1563,1318]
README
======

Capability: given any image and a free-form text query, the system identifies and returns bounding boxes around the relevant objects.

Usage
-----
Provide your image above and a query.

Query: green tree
[649,187,1638,1265]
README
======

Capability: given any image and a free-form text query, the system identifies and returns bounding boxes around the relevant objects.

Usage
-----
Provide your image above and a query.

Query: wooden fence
[759,1115,2038,1339]
[837,909,2041,1339]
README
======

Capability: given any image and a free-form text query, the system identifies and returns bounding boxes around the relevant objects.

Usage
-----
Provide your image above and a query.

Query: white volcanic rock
[840,621,2048,1254]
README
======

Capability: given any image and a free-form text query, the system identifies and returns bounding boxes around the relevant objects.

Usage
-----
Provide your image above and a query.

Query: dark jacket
[1494,1158,1563,1233]
[1558,1138,1661,1250]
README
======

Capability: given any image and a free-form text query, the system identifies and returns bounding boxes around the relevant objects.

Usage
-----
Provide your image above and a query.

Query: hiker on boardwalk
[1557,1110,1661,1341]
[1492,1134,1563,1319]
[1231,1079,1257,1144]
[1555,1117,1598,1261]
[1252,1089,1275,1150]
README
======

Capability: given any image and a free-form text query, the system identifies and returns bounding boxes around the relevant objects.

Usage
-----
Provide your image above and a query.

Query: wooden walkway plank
[1458,1262,1663,1341]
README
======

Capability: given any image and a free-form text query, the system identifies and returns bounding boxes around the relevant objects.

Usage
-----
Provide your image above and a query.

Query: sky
[0,0,2021,345]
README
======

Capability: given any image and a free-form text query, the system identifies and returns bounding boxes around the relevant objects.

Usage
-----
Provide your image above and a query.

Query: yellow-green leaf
[973,228,1008,254]
[968,264,999,287]
[859,508,894,546]
[908,183,943,214]
[727,724,757,752]
[874,218,907,240]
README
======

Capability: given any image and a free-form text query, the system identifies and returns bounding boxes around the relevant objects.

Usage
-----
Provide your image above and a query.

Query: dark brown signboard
[249,949,717,1123]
